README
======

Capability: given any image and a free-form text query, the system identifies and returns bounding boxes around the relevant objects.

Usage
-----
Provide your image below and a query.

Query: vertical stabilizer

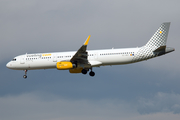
[132,22,172,62]
[145,22,170,48]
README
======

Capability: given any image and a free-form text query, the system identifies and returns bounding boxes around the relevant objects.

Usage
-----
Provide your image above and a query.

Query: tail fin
[132,22,173,62]
[145,22,170,49]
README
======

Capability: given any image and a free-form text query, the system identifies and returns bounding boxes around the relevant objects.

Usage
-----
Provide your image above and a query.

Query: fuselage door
[94,52,98,60]
[20,56,25,64]
[53,54,57,62]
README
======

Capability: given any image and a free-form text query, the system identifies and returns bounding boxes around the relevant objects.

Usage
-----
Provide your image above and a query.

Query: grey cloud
[0,93,136,120]
[137,92,180,114]
[1,92,180,120]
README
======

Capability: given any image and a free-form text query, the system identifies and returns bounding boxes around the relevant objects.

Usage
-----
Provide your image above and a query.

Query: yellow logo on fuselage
[42,54,51,56]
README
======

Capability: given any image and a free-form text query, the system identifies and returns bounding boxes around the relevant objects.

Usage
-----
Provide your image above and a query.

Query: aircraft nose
[6,62,12,68]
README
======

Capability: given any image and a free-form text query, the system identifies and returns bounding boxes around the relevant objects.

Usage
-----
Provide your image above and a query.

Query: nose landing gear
[23,70,28,79]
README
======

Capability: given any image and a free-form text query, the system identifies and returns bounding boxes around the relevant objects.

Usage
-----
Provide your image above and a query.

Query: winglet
[84,35,91,45]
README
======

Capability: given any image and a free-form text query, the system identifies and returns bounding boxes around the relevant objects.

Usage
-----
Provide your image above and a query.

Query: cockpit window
[12,58,16,61]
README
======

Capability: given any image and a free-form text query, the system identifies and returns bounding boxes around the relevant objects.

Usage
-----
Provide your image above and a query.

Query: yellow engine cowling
[56,62,75,70]
[69,68,83,73]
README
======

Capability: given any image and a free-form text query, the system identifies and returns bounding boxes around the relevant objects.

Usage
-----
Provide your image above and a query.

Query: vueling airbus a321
[6,22,175,78]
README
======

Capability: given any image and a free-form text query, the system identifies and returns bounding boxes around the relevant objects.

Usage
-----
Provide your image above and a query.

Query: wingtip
[84,35,91,45]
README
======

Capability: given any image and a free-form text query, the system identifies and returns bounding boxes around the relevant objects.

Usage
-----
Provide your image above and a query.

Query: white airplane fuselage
[6,48,139,70]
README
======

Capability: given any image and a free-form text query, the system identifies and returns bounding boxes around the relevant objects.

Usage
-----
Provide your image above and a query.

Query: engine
[56,62,76,70]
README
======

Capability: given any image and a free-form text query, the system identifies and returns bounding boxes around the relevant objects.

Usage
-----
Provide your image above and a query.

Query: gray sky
[0,0,180,120]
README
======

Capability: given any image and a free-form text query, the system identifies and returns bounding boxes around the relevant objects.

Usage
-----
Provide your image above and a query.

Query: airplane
[6,22,175,79]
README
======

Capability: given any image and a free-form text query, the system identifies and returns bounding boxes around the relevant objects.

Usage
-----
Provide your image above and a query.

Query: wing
[70,35,91,65]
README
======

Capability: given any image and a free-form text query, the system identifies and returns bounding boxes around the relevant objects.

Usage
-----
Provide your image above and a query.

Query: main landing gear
[23,70,28,79]
[81,69,95,77]
[89,71,95,76]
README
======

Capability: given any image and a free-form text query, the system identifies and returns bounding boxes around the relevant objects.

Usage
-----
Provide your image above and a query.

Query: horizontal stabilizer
[153,46,166,52]
[153,45,175,56]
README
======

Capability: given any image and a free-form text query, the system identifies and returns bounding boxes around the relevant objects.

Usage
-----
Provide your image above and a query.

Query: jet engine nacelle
[56,62,76,70]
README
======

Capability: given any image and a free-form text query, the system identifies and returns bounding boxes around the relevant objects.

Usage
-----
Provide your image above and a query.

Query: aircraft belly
[12,60,56,70]
[10,63,29,70]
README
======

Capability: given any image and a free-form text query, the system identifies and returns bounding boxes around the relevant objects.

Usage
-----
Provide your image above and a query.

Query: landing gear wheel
[23,75,27,79]
[23,70,28,79]
[82,69,87,74]
[89,71,95,77]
